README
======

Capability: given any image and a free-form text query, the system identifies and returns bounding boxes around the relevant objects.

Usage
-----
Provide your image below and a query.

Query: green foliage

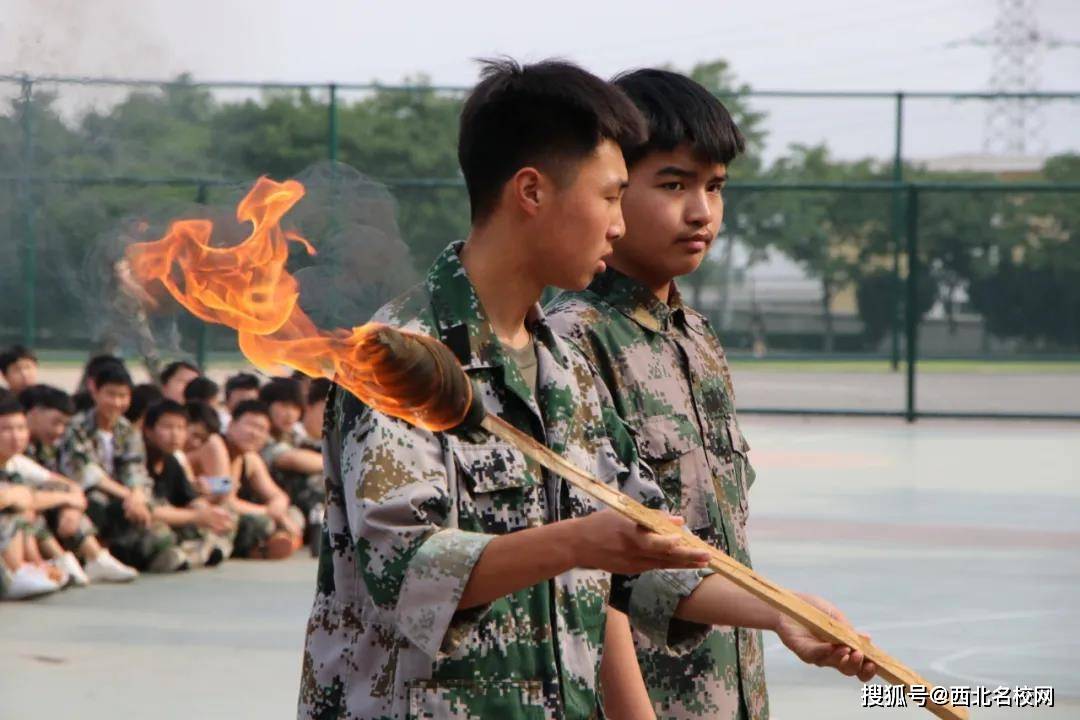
[0,72,1076,354]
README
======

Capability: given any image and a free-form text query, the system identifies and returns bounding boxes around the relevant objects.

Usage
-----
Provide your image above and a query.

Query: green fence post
[327,83,338,162]
[194,182,209,372]
[904,184,919,422]
[889,91,905,372]
[19,76,37,348]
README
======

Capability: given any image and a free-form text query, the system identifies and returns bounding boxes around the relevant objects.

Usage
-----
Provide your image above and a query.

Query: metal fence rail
[2,74,1078,421]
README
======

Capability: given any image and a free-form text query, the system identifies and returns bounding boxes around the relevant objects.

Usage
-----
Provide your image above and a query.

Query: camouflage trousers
[231,511,288,558]
[0,511,25,553]
[38,481,98,553]
[86,490,179,572]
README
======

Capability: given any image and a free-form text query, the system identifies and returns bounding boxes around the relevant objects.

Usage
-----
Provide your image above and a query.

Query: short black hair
[0,394,23,417]
[259,378,304,410]
[126,383,163,423]
[73,390,94,413]
[458,58,646,222]
[18,384,75,416]
[307,377,331,406]
[92,363,133,390]
[0,345,37,374]
[160,360,199,386]
[144,399,187,429]
[224,372,260,398]
[184,376,220,404]
[185,401,221,435]
[231,399,270,423]
[612,68,745,167]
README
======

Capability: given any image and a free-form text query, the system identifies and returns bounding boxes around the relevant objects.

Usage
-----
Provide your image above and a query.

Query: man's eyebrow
[654,165,696,179]
[712,173,729,183]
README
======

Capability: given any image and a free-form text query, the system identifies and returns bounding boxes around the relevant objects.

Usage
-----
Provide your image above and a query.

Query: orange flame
[124,176,468,431]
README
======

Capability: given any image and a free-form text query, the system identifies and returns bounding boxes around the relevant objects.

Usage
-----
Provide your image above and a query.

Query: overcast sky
[2,0,1078,161]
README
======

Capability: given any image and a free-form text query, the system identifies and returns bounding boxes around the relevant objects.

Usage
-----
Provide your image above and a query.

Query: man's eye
[660,182,683,191]
[708,183,725,194]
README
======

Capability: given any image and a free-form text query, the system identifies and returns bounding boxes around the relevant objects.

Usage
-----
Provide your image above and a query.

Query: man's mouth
[676,232,712,251]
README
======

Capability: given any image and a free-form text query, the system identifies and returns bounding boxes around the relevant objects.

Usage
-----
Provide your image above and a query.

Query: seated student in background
[0,394,137,585]
[300,377,330,448]
[21,384,75,472]
[125,383,164,432]
[221,400,302,559]
[224,373,260,414]
[183,401,230,486]
[159,360,200,404]
[183,376,230,431]
[1,481,61,600]
[59,362,188,573]
[143,400,234,567]
[73,354,126,413]
[0,346,39,395]
[257,379,324,545]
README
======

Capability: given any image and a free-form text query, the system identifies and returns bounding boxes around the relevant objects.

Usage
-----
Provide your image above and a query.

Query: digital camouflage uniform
[547,268,769,720]
[298,243,712,720]
[59,408,179,571]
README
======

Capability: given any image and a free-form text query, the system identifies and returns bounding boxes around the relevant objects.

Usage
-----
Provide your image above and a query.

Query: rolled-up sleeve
[335,392,495,659]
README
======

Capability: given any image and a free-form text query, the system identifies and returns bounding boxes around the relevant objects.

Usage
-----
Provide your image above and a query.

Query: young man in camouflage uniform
[299,60,874,720]
[59,362,186,572]
[547,69,876,720]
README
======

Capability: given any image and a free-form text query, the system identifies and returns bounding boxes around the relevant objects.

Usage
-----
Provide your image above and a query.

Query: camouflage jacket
[25,439,61,473]
[58,408,152,493]
[547,268,769,720]
[299,243,710,720]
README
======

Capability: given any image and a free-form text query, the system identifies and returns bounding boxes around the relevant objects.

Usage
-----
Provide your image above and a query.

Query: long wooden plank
[481,414,969,720]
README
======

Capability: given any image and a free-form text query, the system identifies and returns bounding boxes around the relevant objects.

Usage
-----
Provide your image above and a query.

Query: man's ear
[510,167,544,217]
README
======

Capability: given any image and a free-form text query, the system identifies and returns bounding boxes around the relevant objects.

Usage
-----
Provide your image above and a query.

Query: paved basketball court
[2,415,1077,718]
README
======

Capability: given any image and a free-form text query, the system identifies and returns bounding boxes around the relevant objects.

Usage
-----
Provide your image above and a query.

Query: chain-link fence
[1,74,1078,419]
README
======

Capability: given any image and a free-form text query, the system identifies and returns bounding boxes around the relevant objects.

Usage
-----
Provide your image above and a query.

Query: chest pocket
[726,416,753,523]
[635,415,715,531]
[451,440,540,533]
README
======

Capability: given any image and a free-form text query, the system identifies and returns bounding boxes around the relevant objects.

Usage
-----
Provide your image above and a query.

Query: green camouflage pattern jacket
[298,243,710,720]
[58,408,152,493]
[547,268,769,720]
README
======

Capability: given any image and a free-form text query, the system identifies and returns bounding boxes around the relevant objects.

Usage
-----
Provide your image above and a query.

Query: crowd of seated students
[0,346,326,601]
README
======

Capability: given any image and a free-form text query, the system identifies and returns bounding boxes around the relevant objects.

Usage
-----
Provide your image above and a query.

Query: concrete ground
[2,416,1078,719]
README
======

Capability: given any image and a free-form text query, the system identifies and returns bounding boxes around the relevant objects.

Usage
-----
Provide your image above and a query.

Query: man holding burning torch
[298,60,874,720]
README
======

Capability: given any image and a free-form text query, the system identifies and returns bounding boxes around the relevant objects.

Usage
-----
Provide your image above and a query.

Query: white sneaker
[43,561,70,588]
[3,565,61,600]
[55,552,90,587]
[84,550,139,583]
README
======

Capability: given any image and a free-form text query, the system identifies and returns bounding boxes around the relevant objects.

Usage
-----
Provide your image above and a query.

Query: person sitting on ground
[73,354,126,413]
[0,346,39,395]
[2,394,136,585]
[59,362,187,573]
[223,372,261,427]
[183,376,229,431]
[159,360,200,404]
[222,400,302,559]
[184,400,297,559]
[125,383,164,432]
[20,384,74,472]
[0,482,61,600]
[143,400,234,568]
[257,378,324,545]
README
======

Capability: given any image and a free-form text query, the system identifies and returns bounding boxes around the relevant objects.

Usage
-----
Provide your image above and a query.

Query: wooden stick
[481,414,970,720]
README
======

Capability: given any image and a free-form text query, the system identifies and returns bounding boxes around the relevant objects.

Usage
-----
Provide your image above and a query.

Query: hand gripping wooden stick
[364,325,970,720]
